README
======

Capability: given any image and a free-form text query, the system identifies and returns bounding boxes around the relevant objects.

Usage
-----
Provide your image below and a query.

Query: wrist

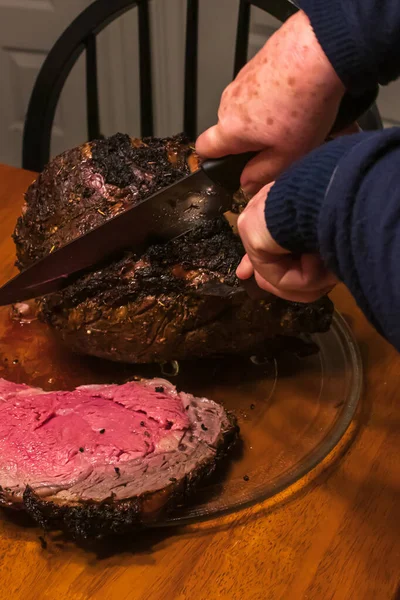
[298,0,378,92]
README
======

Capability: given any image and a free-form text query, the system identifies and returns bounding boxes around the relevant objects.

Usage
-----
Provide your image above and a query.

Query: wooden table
[0,163,398,600]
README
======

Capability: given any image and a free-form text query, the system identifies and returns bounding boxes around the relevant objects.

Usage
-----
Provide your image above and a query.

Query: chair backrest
[22,0,380,172]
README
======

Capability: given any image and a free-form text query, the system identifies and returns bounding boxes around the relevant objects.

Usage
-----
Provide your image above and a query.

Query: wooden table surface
[0,163,398,600]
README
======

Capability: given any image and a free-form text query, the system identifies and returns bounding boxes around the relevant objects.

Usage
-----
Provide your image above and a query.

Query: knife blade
[0,151,257,305]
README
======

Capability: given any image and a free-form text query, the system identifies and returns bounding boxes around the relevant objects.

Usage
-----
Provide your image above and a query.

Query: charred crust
[13,132,334,365]
[22,486,144,538]
[38,290,332,365]
[19,415,239,539]
[13,133,196,271]
[91,132,191,189]
[38,216,242,313]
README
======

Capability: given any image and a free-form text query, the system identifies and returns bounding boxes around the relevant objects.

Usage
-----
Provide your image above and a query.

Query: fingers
[196,122,261,159]
[239,120,362,196]
[237,184,287,257]
[237,254,336,303]
[245,251,337,295]
[240,148,288,195]
[236,254,325,302]
[264,254,337,293]
[195,124,230,159]
[252,270,335,303]
[236,186,337,303]
[236,254,254,280]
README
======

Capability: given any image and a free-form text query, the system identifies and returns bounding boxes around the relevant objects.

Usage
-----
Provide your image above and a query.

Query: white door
[0,0,92,166]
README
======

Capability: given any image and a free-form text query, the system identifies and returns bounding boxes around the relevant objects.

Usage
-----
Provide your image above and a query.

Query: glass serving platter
[0,307,362,527]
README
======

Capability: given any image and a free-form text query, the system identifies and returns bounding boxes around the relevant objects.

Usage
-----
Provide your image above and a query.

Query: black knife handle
[201,151,258,193]
[201,85,379,192]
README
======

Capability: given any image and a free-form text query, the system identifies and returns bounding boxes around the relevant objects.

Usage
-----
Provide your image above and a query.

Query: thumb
[196,123,260,159]
[240,148,287,195]
[236,253,254,280]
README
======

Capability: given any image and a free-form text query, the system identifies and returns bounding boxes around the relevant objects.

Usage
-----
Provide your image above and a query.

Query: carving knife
[0,152,257,305]
[0,76,379,307]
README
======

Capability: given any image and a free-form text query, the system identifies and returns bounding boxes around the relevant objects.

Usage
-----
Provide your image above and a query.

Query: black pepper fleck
[178,443,187,451]
[114,467,120,476]
[250,404,255,410]
[201,423,208,431]
[13,359,19,365]
[99,429,105,434]
[79,447,84,453]
[155,386,164,393]
[243,475,250,482]
[140,421,145,427]
[185,405,190,411]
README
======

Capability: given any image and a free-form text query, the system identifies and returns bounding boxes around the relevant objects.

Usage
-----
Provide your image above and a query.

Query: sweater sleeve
[265,128,400,350]
[298,0,400,92]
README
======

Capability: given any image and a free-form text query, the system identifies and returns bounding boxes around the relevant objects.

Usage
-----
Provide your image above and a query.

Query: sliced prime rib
[0,377,237,538]
[13,133,333,364]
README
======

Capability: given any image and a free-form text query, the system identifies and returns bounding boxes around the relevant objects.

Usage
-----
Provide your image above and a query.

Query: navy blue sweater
[266,0,400,350]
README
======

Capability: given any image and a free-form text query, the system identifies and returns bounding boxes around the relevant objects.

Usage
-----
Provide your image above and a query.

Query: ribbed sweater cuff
[265,137,362,254]
[299,0,376,93]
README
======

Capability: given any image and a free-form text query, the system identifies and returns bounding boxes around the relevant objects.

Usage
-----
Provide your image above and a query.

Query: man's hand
[236,184,337,303]
[196,11,345,195]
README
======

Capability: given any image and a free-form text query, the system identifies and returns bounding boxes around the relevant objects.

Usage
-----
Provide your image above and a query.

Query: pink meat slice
[0,377,231,504]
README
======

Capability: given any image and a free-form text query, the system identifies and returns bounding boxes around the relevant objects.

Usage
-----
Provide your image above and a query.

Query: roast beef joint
[13,133,333,365]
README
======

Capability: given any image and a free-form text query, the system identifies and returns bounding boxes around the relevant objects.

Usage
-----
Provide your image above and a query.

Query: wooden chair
[22,0,382,172]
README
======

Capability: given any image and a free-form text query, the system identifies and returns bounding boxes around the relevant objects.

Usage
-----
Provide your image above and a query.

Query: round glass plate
[161,309,362,525]
[0,307,362,527]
